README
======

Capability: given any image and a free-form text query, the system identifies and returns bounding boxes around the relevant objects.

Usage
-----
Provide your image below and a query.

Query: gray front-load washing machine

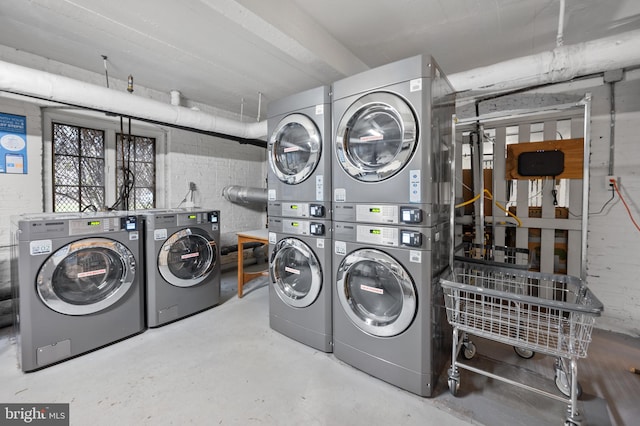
[332,221,450,396]
[143,209,221,327]
[268,216,332,352]
[332,54,454,227]
[11,212,144,371]
[267,85,332,219]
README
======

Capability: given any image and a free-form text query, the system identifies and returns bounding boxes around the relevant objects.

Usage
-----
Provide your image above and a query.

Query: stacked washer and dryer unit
[266,55,455,396]
[267,86,333,353]
[331,55,455,397]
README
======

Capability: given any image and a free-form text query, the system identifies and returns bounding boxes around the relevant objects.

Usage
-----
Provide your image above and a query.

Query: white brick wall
[0,52,267,311]
[167,129,267,247]
[461,72,640,337]
[0,97,267,311]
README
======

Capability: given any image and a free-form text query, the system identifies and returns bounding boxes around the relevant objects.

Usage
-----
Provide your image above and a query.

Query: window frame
[43,110,166,212]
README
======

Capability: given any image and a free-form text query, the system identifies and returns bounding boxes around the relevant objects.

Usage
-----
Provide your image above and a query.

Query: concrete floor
[0,269,638,425]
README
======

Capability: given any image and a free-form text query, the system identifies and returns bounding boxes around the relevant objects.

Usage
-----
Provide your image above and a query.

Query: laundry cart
[440,260,603,425]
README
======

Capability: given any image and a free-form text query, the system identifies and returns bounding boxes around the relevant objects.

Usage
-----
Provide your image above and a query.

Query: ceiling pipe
[170,90,181,106]
[556,0,566,48]
[1,29,640,142]
[0,59,267,142]
[449,28,640,95]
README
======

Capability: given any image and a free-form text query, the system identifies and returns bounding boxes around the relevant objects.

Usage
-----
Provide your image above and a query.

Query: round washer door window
[336,248,417,337]
[270,237,322,308]
[335,92,417,182]
[158,229,216,287]
[268,113,322,185]
[36,238,136,316]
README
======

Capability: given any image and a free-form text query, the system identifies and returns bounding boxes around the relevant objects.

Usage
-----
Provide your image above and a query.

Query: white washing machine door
[270,237,322,308]
[36,238,136,316]
[268,113,321,185]
[158,228,216,288]
[335,92,417,182]
[336,248,417,337]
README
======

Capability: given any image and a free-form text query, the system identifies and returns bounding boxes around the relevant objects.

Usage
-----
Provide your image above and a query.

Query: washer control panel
[400,230,422,248]
[400,207,423,224]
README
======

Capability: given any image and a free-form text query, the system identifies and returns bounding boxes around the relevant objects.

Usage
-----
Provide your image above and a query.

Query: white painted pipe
[170,90,181,106]
[449,29,640,94]
[0,60,267,140]
[556,0,566,48]
[1,29,640,136]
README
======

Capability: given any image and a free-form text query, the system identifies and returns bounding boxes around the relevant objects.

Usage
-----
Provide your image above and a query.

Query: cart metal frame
[442,260,603,425]
[444,96,603,425]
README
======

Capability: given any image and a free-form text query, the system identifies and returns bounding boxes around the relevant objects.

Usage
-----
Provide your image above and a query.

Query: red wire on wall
[611,179,640,233]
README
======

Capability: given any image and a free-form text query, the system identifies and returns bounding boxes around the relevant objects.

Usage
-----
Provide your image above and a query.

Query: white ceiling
[0,0,639,119]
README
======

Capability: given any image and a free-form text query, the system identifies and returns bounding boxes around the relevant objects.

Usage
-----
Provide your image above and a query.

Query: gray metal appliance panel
[332,55,442,99]
[13,213,144,372]
[331,238,450,396]
[267,216,332,352]
[143,210,221,327]
[331,55,454,224]
[334,202,441,227]
[267,85,332,203]
[268,85,331,118]
[267,200,332,220]
[333,221,449,273]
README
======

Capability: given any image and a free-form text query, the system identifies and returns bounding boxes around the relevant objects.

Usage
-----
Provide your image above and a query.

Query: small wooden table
[236,228,269,298]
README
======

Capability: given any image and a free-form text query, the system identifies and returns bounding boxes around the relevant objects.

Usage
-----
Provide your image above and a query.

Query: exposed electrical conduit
[0,60,267,142]
[0,29,640,143]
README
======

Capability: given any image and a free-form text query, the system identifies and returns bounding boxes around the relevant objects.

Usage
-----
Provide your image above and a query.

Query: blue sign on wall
[0,113,27,174]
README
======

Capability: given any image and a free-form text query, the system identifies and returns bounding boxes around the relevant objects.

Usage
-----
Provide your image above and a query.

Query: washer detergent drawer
[37,339,71,367]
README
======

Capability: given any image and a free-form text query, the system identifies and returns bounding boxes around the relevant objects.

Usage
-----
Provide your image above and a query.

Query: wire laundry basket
[441,260,603,425]
[442,261,601,358]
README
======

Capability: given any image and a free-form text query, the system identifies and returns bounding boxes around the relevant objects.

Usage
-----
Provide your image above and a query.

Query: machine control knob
[310,222,325,236]
[309,204,326,218]
[400,230,422,248]
[400,207,423,224]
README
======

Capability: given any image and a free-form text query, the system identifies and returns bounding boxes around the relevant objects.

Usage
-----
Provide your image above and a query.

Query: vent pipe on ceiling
[0,60,267,142]
[449,28,640,95]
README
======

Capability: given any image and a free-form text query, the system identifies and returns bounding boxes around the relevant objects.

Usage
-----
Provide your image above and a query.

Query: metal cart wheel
[447,368,460,396]
[513,346,535,359]
[555,368,583,399]
[461,341,476,360]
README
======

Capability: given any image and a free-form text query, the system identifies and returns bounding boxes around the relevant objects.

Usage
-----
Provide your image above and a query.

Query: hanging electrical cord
[109,116,136,210]
[176,188,193,208]
[101,55,109,88]
[569,188,616,217]
[455,188,522,227]
[612,179,640,233]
